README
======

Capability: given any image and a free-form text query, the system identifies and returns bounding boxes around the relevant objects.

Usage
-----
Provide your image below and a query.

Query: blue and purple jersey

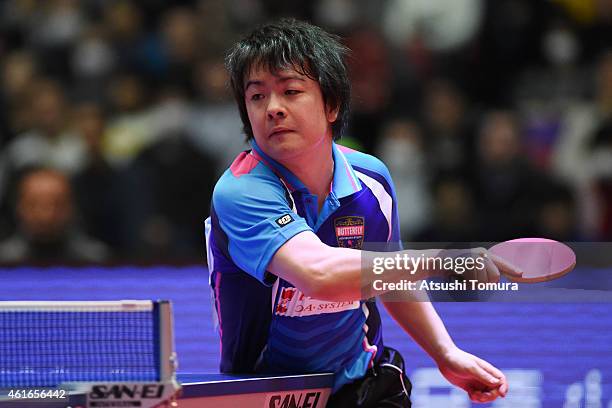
[205,140,401,391]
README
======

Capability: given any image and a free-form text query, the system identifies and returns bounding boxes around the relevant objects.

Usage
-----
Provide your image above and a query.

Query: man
[0,168,109,264]
[205,19,520,407]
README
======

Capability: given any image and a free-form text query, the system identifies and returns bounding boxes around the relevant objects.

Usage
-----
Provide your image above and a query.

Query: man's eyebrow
[277,75,306,83]
[244,80,262,91]
[244,75,306,91]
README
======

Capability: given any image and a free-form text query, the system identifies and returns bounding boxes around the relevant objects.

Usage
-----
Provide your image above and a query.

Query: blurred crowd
[0,0,611,264]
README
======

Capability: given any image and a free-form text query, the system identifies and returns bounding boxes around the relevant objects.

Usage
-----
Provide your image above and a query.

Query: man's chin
[266,141,304,161]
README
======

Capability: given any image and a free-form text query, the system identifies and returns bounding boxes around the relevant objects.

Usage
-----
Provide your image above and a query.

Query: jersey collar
[330,142,362,198]
[250,140,362,199]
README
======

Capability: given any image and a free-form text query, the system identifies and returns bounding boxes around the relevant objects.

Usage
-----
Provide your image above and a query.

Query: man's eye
[285,90,300,95]
[250,94,264,101]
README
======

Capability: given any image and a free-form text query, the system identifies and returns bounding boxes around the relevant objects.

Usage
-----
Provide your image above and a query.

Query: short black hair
[225,18,351,141]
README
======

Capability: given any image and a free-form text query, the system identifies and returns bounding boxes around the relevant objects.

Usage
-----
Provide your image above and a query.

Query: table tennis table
[0,373,334,407]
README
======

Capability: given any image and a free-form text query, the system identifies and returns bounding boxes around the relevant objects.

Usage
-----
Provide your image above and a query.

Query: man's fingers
[476,359,508,397]
[469,388,501,403]
[462,355,508,402]
[469,390,483,403]
[479,260,489,284]
[483,254,500,283]
[481,389,501,402]
[499,380,508,396]
[489,253,523,278]
[476,357,505,380]
[473,364,502,387]
[469,248,499,283]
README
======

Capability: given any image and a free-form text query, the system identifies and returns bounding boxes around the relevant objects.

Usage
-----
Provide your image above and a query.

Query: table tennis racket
[488,238,576,283]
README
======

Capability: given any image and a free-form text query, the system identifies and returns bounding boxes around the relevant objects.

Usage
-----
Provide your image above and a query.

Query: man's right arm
[269,231,522,302]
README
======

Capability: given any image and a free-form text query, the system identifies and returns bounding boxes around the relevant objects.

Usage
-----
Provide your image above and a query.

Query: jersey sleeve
[212,172,312,284]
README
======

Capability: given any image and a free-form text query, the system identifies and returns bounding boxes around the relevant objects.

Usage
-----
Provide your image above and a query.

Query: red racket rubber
[488,238,576,283]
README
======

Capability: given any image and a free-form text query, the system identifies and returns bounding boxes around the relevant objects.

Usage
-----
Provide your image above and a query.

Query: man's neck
[282,141,334,211]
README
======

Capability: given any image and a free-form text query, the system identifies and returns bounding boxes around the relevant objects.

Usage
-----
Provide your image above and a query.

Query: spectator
[345,28,393,153]
[534,181,579,241]
[416,176,479,242]
[376,118,431,240]
[552,51,612,238]
[71,24,116,101]
[471,110,550,240]
[159,7,202,95]
[102,73,153,168]
[121,120,219,259]
[382,0,483,53]
[0,51,38,147]
[188,57,247,172]
[28,0,85,80]
[2,78,86,175]
[0,168,110,264]
[421,78,475,179]
[103,1,153,78]
[0,78,87,230]
[71,101,126,251]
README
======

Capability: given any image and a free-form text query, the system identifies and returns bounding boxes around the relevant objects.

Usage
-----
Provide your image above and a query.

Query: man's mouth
[269,128,293,137]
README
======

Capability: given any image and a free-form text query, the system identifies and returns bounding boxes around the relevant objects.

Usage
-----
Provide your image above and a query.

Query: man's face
[244,65,338,162]
[17,172,73,241]
[34,87,66,137]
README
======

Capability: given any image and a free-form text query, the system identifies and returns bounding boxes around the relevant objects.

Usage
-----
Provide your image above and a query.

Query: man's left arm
[382,294,508,403]
[380,161,509,403]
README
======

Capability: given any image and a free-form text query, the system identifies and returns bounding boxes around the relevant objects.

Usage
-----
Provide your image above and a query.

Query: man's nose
[266,95,287,119]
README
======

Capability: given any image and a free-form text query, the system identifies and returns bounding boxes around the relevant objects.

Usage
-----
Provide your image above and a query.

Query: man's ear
[326,103,339,123]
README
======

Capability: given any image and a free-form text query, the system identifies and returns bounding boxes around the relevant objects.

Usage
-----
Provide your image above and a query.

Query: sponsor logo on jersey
[275,286,359,317]
[276,214,295,227]
[334,216,365,249]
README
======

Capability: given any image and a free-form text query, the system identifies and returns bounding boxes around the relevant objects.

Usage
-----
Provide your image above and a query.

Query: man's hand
[435,247,523,283]
[437,347,508,403]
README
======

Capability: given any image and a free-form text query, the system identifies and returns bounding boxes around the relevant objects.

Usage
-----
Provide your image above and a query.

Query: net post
[155,300,178,381]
